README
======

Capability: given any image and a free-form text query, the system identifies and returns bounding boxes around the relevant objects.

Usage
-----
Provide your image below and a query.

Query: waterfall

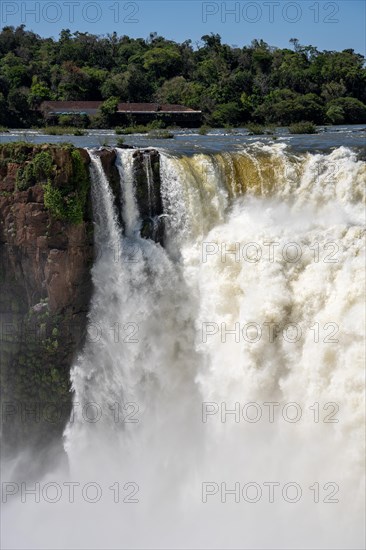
[88,150,121,250]
[3,144,365,550]
[143,152,155,217]
[65,149,202,477]
[115,148,140,237]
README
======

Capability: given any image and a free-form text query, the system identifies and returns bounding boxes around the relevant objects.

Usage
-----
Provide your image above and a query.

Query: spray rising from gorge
[3,143,365,549]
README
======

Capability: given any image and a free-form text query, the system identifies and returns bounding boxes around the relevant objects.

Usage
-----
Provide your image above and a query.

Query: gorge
[0,140,365,549]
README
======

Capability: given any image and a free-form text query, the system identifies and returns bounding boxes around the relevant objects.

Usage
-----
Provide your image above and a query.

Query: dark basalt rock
[131,149,165,244]
[132,149,162,219]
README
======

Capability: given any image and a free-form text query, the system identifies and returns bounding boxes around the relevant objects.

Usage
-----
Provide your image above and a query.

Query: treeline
[0,26,366,128]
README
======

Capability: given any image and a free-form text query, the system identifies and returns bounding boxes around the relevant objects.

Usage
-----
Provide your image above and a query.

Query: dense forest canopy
[0,26,366,128]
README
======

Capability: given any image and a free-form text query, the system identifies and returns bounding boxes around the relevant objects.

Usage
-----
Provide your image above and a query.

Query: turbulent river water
[2,139,365,549]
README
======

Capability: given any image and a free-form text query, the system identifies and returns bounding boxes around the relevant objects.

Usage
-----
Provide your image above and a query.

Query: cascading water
[115,148,140,236]
[3,143,365,549]
[66,148,203,481]
[144,152,156,217]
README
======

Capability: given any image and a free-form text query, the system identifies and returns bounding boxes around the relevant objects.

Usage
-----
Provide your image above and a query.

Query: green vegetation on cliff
[43,149,90,224]
[0,142,90,224]
[0,27,365,128]
[0,143,93,452]
[16,150,54,190]
[0,299,77,450]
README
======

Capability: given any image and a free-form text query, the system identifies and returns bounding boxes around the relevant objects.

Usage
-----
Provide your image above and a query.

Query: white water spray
[3,144,365,550]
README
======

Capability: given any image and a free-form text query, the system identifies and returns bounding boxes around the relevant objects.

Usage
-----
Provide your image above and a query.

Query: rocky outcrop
[0,143,93,454]
[132,149,164,243]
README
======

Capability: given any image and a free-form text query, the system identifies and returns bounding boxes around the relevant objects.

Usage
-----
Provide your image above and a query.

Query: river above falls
[0,124,365,155]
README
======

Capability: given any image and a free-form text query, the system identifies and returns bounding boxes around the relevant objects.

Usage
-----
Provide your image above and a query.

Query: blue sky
[0,0,365,53]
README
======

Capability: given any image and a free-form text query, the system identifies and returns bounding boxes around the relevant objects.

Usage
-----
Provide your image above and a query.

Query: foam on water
[2,144,365,549]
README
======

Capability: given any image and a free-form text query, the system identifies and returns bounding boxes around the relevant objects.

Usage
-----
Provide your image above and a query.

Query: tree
[57,62,91,100]
[201,33,222,51]
[326,105,345,124]
[0,52,29,89]
[98,96,119,127]
[143,46,182,79]
[28,78,53,108]
[254,90,324,124]
[7,87,30,124]
[0,92,8,125]
[155,76,187,104]
[209,102,243,126]
[326,97,366,123]
[321,81,346,102]
[155,77,204,109]
[0,26,365,127]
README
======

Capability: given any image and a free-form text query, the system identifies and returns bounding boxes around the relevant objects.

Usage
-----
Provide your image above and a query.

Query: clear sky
[0,0,365,54]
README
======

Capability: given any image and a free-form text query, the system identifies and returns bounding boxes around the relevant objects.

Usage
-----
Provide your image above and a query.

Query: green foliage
[116,137,125,147]
[16,163,34,190]
[247,123,274,135]
[326,105,345,124]
[255,90,324,125]
[28,79,53,108]
[0,142,30,163]
[100,96,119,115]
[33,151,54,179]
[0,93,8,126]
[149,119,166,130]
[326,97,366,123]
[115,121,166,134]
[43,180,64,217]
[115,125,148,135]
[321,81,347,102]
[209,102,243,126]
[155,77,204,110]
[89,114,105,129]
[246,124,265,135]
[58,113,89,128]
[58,115,73,126]
[16,151,54,190]
[73,128,87,136]
[143,46,182,78]
[42,148,90,224]
[146,129,174,139]
[0,302,73,446]
[41,126,87,136]
[198,124,211,135]
[288,121,317,134]
[98,96,119,127]
[0,27,365,127]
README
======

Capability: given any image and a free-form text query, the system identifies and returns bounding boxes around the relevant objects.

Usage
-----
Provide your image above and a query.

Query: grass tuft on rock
[288,121,317,134]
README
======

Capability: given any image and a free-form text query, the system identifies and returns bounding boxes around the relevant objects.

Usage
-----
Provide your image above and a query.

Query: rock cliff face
[0,144,163,459]
[0,143,93,455]
[133,149,164,243]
